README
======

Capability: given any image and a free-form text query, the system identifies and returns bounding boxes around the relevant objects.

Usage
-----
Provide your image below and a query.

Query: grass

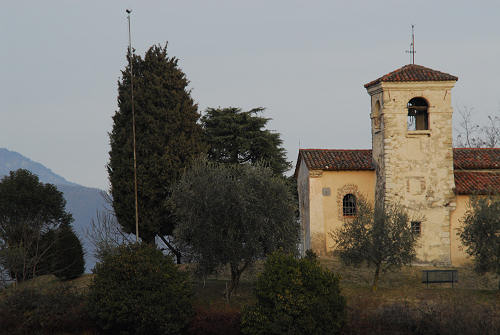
[5,258,497,309]
[187,257,499,311]
[1,258,498,334]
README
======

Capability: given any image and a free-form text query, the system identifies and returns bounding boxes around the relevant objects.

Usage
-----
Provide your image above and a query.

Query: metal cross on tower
[405,24,416,64]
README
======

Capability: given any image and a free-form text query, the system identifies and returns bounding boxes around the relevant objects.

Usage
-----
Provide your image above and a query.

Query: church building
[295,64,500,266]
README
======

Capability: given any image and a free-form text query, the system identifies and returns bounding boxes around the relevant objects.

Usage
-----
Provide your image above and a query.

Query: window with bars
[343,194,356,216]
[411,221,421,236]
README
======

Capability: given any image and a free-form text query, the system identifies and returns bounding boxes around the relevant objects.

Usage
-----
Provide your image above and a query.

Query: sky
[2,1,499,190]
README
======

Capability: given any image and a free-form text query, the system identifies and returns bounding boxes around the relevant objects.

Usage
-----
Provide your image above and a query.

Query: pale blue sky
[2,1,499,189]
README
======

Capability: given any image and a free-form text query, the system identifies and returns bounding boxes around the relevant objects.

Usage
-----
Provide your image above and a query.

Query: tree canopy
[459,194,500,289]
[87,243,193,334]
[0,169,74,282]
[172,158,299,300]
[201,107,291,175]
[331,196,419,291]
[241,251,346,335]
[38,224,85,280]
[108,44,205,247]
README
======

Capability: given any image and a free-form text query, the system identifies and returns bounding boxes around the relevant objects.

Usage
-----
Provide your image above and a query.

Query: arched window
[407,97,428,131]
[343,194,356,216]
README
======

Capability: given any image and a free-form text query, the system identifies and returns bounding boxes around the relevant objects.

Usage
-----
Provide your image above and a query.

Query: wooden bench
[422,270,458,288]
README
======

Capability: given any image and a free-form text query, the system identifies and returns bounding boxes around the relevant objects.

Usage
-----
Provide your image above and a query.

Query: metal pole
[412,25,415,64]
[127,9,140,242]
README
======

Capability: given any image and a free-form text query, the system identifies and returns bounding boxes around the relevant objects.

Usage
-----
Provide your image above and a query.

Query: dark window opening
[407,97,428,131]
[411,221,421,236]
[343,194,356,216]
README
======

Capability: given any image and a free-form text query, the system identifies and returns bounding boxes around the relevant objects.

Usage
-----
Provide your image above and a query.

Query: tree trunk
[372,263,381,292]
[225,261,250,302]
[159,235,182,264]
[225,264,240,302]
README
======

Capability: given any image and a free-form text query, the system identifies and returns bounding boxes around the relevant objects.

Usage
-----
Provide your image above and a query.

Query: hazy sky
[2,1,499,190]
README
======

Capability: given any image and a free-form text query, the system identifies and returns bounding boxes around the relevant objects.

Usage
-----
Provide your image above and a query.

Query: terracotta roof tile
[364,64,458,88]
[454,171,500,195]
[453,148,500,170]
[297,148,500,173]
[297,149,374,172]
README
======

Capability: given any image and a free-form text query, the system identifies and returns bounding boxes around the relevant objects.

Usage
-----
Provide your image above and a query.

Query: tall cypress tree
[108,44,204,252]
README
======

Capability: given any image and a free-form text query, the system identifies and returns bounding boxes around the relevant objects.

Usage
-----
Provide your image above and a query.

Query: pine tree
[108,44,205,255]
[201,107,291,176]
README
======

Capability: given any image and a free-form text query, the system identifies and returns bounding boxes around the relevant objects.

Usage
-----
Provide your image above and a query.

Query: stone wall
[367,81,457,265]
[296,159,311,256]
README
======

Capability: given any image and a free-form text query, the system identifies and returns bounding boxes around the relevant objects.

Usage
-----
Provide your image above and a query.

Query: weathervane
[405,24,416,64]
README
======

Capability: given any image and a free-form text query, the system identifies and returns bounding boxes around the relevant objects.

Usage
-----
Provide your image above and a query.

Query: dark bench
[422,270,458,288]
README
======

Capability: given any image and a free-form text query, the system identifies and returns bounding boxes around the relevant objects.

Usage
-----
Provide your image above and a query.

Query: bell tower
[365,64,458,265]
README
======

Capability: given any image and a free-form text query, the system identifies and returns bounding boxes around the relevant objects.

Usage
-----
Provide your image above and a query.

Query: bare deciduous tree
[86,191,133,262]
[454,106,500,148]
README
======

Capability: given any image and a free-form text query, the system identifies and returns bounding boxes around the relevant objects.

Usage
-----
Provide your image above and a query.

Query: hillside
[0,148,105,272]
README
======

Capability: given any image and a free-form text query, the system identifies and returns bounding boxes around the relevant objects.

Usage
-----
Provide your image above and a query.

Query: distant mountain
[0,148,78,187]
[0,148,104,272]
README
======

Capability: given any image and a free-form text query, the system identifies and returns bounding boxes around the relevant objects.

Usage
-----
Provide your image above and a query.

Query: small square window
[411,221,421,236]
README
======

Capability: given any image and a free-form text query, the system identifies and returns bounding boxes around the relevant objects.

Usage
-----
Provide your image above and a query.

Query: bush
[187,307,242,335]
[0,285,90,334]
[87,243,193,334]
[241,251,346,335]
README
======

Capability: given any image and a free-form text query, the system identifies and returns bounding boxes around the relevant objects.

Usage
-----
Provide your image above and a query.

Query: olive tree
[172,158,299,300]
[331,196,419,291]
[459,194,500,289]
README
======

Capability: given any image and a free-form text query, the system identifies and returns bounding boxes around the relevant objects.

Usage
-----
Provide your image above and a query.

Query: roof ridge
[364,64,458,88]
[300,148,371,151]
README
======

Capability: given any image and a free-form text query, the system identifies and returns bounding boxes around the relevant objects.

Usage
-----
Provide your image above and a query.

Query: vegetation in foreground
[241,251,346,335]
[1,253,498,335]
[87,243,193,335]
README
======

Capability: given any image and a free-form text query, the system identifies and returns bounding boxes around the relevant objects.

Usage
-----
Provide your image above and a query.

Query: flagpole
[126,9,140,242]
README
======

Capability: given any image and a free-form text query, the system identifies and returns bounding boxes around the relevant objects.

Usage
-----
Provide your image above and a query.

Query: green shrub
[0,285,90,334]
[241,251,346,335]
[87,243,193,334]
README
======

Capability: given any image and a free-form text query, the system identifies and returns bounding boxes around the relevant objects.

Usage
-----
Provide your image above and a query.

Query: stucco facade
[295,64,500,266]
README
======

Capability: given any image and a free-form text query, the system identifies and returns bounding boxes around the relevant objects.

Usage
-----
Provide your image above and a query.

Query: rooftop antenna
[126,8,140,242]
[405,24,416,64]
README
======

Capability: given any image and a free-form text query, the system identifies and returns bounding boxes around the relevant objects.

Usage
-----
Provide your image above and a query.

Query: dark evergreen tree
[52,224,85,279]
[201,107,291,175]
[37,224,85,280]
[108,44,205,254]
[0,169,73,282]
